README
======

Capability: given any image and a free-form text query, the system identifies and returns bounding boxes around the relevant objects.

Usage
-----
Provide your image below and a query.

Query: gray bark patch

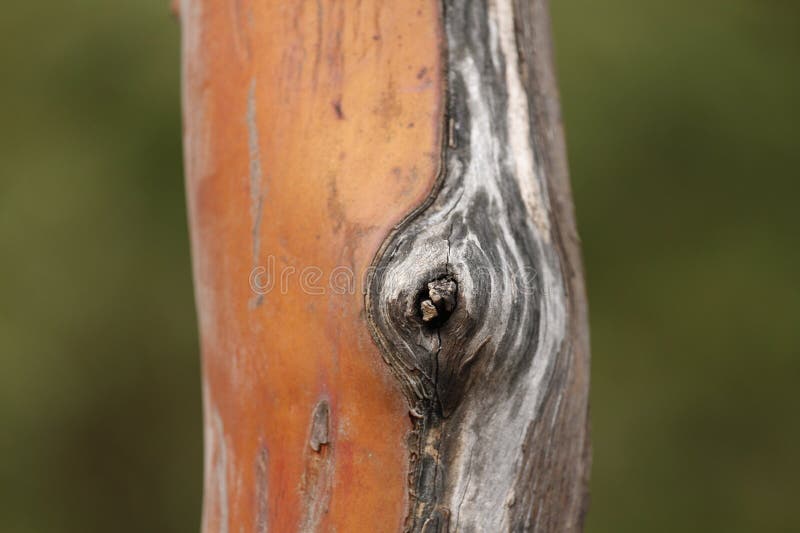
[366,0,590,531]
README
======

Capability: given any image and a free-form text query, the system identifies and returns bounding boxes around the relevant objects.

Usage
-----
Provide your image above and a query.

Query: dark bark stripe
[366,0,590,531]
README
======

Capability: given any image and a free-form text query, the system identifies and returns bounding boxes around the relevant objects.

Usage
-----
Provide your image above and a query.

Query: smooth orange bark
[181,1,443,531]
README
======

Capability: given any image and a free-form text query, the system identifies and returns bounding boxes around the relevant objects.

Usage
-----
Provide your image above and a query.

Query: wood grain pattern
[181,1,444,531]
[366,0,590,530]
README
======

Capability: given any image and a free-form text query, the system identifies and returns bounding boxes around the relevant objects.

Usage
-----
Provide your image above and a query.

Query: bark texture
[181,0,589,531]
[367,1,590,531]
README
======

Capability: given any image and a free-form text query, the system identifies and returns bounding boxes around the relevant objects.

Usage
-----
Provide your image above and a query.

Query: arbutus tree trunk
[180,0,590,532]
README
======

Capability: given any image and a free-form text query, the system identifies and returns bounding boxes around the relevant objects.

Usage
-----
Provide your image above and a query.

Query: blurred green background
[1,1,797,532]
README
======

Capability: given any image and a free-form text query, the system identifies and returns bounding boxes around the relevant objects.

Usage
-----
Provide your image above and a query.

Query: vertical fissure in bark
[366,0,590,531]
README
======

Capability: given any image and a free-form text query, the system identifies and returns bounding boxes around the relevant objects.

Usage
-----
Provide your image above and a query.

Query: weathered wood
[182,0,589,531]
[367,0,590,530]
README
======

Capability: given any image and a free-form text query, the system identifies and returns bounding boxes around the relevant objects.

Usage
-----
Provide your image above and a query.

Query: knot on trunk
[420,277,458,326]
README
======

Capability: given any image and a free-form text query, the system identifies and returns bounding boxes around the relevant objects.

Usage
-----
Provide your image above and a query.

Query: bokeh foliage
[0,1,797,532]
[552,1,800,531]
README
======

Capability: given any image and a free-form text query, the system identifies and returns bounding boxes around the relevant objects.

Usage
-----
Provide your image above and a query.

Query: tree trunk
[180,0,590,531]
